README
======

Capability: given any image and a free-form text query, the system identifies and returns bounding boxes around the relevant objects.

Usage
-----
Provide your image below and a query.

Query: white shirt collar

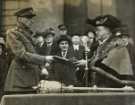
[39,42,44,47]
[61,50,68,58]
[73,44,79,50]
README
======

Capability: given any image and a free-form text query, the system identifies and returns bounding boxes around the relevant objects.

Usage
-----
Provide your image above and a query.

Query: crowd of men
[0,7,134,97]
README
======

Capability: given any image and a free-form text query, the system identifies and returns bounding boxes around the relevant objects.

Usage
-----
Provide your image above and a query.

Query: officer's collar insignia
[96,17,108,25]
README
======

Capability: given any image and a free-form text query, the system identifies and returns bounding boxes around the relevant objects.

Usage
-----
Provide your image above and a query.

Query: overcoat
[5,25,47,92]
[51,47,77,86]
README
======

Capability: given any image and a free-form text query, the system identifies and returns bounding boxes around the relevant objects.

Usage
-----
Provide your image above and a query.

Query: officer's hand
[41,67,49,76]
[75,59,87,66]
[45,56,54,63]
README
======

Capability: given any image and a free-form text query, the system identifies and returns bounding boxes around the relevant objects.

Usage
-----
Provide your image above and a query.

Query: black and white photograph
[0,0,135,105]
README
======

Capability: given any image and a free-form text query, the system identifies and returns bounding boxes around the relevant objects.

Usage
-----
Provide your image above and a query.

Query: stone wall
[87,0,117,18]
[2,0,64,34]
[2,0,30,32]
[30,0,64,32]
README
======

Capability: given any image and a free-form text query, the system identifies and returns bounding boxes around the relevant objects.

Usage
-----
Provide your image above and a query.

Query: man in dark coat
[43,28,55,55]
[72,34,85,60]
[34,31,46,55]
[34,28,56,79]
[34,28,55,56]
[71,34,85,85]
[4,7,53,94]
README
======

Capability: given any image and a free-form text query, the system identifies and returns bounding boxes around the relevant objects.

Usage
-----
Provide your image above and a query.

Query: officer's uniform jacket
[5,25,46,92]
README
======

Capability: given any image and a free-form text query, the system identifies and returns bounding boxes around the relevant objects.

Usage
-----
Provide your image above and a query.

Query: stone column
[64,0,88,35]
[87,0,117,18]
[0,0,4,35]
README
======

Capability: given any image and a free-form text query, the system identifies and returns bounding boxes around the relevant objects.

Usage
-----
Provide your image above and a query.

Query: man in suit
[71,34,86,85]
[34,28,55,56]
[44,28,55,55]
[72,34,85,60]
[34,28,56,79]
[34,31,46,55]
[4,7,53,94]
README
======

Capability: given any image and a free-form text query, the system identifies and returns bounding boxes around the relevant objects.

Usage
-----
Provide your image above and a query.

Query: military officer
[4,7,53,94]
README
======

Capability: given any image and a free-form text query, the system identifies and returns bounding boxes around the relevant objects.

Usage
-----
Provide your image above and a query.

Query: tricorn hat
[87,15,122,30]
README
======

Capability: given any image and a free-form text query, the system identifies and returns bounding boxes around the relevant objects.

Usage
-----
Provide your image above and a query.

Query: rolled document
[38,80,64,93]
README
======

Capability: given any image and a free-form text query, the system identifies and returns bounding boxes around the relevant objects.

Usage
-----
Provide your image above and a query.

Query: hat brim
[19,14,36,19]
[57,36,72,45]
[25,14,36,18]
